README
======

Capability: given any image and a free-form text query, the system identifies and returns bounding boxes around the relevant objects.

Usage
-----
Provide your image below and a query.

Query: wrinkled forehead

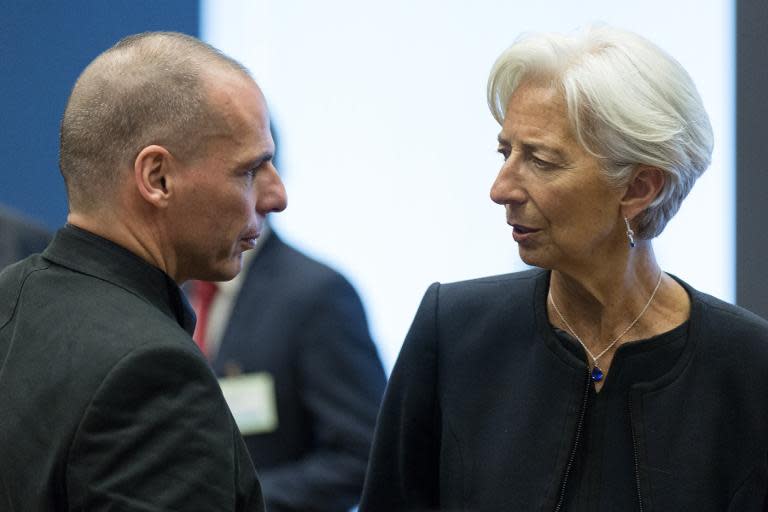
[500,81,573,142]
[506,79,566,116]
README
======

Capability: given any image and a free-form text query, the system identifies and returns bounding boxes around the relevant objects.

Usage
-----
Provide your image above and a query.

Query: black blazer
[212,231,386,512]
[361,269,768,511]
[0,226,263,511]
[0,205,51,269]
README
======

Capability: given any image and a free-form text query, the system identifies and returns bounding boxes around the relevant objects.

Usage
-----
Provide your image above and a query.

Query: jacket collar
[42,224,196,335]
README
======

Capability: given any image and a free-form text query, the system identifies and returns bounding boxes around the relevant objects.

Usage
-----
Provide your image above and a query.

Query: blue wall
[0,0,199,229]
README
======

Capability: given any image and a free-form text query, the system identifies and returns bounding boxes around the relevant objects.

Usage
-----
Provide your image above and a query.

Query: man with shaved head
[0,32,286,510]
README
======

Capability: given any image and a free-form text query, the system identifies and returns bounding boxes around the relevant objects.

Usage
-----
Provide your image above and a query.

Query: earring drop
[624,217,636,248]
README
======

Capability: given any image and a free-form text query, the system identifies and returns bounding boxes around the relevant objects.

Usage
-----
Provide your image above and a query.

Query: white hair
[487,25,713,238]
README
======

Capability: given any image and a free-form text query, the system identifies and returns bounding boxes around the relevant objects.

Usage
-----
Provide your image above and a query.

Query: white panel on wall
[202,0,735,370]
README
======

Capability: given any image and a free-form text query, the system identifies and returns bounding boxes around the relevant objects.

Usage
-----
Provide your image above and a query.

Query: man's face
[169,74,287,282]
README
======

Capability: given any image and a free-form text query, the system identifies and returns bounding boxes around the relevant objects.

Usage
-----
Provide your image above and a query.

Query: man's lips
[239,229,261,248]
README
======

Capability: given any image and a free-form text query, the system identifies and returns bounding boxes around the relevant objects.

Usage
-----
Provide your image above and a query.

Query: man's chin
[202,256,243,282]
[219,261,243,281]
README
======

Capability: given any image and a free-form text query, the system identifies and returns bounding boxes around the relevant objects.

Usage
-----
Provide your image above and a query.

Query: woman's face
[491,81,627,273]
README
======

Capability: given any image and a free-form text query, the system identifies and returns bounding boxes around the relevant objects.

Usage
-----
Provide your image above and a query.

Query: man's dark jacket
[361,269,768,511]
[0,226,263,511]
[212,231,386,512]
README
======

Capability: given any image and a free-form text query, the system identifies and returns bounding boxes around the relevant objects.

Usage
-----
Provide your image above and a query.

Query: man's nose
[255,164,287,214]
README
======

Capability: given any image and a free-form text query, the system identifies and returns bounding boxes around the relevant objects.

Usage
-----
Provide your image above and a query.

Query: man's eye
[497,148,510,161]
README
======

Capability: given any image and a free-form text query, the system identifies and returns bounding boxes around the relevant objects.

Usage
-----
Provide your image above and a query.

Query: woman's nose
[490,159,526,206]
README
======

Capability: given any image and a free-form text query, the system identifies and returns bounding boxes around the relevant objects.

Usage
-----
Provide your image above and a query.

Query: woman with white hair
[360,25,768,511]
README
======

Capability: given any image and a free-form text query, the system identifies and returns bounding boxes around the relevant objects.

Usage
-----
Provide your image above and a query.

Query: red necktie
[192,280,218,355]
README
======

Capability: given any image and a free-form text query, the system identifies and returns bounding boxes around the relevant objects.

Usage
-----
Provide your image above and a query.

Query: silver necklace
[548,271,664,382]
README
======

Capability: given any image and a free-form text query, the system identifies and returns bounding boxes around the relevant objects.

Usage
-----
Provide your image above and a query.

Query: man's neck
[66,210,175,280]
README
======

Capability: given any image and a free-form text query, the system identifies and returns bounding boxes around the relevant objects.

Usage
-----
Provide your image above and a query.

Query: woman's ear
[620,165,665,220]
[133,145,174,208]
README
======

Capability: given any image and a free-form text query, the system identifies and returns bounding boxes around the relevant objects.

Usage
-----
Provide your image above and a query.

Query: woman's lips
[513,224,537,234]
[512,224,540,242]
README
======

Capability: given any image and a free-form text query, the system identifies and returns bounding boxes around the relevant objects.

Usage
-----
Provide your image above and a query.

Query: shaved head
[59,32,253,212]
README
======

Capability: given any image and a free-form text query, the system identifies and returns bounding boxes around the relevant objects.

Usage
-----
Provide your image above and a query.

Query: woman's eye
[530,155,556,170]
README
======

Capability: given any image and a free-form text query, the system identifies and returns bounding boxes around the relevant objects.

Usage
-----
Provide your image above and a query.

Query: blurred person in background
[0,31,286,510]
[188,124,386,512]
[361,25,768,511]
[0,204,51,270]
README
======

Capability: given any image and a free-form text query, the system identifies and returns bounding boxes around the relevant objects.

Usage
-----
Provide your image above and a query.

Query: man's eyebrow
[242,151,273,168]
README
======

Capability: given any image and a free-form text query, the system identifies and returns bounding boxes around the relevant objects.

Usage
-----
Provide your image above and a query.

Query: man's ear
[133,145,174,208]
[620,165,665,220]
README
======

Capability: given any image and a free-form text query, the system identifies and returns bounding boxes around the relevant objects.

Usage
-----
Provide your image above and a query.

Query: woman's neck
[550,243,660,318]
[547,242,673,353]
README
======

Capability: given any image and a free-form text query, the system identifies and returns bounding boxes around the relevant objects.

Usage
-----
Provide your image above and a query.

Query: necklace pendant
[590,366,604,382]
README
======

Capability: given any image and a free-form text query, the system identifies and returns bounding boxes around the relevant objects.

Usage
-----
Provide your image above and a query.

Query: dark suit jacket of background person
[0,225,264,511]
[210,230,386,512]
[0,204,51,269]
[360,269,768,511]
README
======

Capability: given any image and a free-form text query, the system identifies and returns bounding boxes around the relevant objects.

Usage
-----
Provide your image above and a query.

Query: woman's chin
[517,247,547,269]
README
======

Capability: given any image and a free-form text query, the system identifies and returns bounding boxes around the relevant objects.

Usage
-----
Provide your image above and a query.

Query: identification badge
[218,372,279,435]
